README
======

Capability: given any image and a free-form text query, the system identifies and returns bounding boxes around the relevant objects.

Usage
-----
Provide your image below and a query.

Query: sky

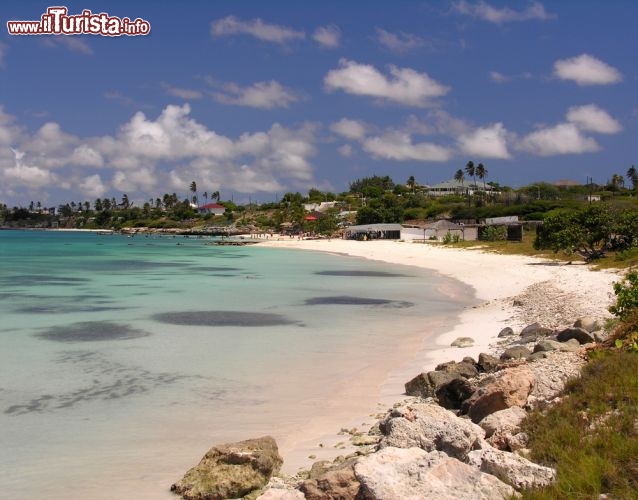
[1,0,636,207]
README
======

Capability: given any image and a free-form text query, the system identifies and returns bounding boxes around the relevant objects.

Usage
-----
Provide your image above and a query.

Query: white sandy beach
[255,238,621,474]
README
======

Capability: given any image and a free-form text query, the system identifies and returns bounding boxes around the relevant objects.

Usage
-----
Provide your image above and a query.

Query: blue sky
[1,1,636,206]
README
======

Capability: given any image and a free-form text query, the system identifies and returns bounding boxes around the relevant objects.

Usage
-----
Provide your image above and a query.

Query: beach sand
[255,238,621,474]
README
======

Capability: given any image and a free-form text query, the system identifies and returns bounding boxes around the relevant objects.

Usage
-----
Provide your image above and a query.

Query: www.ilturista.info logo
[7,6,150,36]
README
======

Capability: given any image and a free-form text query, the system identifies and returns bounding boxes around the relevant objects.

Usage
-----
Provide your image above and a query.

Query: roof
[424,220,462,230]
[200,203,225,209]
[428,179,476,190]
[347,223,403,232]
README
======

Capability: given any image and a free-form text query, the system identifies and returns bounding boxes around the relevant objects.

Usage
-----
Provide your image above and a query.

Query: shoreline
[254,238,621,474]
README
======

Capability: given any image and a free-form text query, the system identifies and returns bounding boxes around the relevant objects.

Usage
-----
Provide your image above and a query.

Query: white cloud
[362,132,452,161]
[42,36,93,55]
[212,80,300,109]
[458,123,511,159]
[330,118,368,140]
[78,174,107,198]
[211,16,305,45]
[313,25,341,48]
[566,104,622,134]
[161,83,203,100]
[70,145,104,167]
[338,144,353,157]
[517,123,599,156]
[324,59,450,107]
[553,54,622,86]
[376,28,427,53]
[453,1,554,23]
[489,71,509,83]
[5,148,58,188]
[0,104,320,203]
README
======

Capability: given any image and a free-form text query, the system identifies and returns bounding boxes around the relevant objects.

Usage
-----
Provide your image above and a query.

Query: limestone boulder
[534,339,580,353]
[379,401,485,460]
[556,327,595,345]
[436,377,476,411]
[355,447,516,500]
[500,346,532,361]
[573,317,603,333]
[520,322,553,342]
[462,366,534,423]
[405,370,455,398]
[498,327,515,338]
[435,359,479,379]
[171,436,282,500]
[300,459,361,500]
[452,336,475,348]
[479,407,528,451]
[478,352,500,373]
[467,447,556,491]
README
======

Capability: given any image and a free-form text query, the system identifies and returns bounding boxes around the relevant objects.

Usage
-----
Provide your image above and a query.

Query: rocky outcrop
[574,317,603,333]
[379,401,485,460]
[462,365,535,423]
[533,339,580,353]
[171,436,282,500]
[519,322,554,342]
[300,459,361,500]
[500,346,532,361]
[355,447,517,500]
[467,447,556,490]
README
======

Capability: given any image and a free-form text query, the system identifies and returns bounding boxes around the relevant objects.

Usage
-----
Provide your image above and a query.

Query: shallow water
[0,230,473,499]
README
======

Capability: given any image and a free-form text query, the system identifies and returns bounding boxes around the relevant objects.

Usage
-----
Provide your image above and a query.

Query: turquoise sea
[0,230,473,499]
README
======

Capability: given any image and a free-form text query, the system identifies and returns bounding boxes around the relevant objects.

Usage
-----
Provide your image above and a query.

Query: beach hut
[344,223,402,240]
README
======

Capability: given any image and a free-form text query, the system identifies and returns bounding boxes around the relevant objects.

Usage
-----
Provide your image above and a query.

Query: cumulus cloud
[211,16,305,45]
[5,147,59,188]
[362,132,452,161]
[453,1,554,23]
[553,54,622,86]
[313,25,341,48]
[517,123,599,156]
[70,145,104,167]
[0,104,320,203]
[376,28,428,53]
[324,59,450,107]
[517,104,621,156]
[212,80,300,109]
[78,174,107,198]
[457,123,511,159]
[330,118,368,140]
[566,104,622,134]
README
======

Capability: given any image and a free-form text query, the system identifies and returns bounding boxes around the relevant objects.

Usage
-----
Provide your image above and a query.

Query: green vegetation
[3,169,638,242]
[521,350,638,499]
[520,272,638,499]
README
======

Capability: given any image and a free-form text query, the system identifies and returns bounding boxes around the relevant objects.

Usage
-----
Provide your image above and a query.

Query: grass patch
[520,350,638,499]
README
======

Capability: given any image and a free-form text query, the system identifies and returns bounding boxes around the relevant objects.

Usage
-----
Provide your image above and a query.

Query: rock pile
[171,315,605,499]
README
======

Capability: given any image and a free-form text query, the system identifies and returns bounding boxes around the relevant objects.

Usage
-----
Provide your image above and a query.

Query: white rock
[380,401,485,460]
[467,447,556,490]
[355,447,517,500]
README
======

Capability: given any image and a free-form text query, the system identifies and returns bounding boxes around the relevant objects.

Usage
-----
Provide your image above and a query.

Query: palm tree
[611,174,625,190]
[465,161,477,190]
[203,191,209,204]
[627,165,638,190]
[212,190,220,202]
[189,181,198,206]
[406,175,416,194]
[476,163,488,196]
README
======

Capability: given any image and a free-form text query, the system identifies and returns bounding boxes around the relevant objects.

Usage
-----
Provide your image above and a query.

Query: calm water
[0,230,473,499]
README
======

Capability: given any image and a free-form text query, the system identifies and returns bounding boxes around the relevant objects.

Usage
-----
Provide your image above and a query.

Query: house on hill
[199,203,226,216]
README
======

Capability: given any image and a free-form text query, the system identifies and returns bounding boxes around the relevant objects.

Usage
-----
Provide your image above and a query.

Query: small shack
[344,223,402,240]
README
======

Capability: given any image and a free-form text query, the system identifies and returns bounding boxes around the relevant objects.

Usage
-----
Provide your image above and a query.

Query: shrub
[609,271,638,319]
